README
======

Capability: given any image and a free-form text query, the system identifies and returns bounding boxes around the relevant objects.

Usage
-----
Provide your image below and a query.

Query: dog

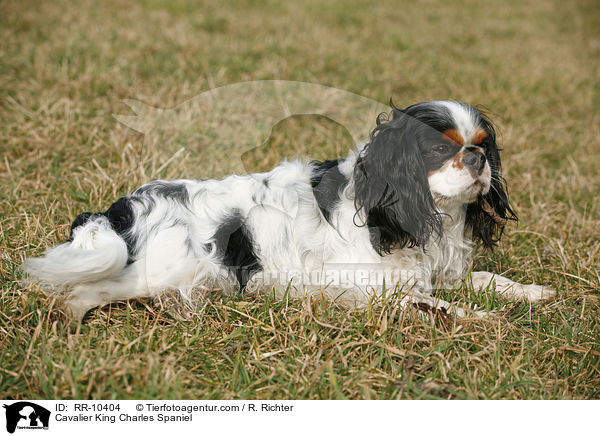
[23,100,556,321]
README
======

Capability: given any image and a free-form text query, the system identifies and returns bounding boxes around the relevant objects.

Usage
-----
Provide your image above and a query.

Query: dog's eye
[433,144,451,153]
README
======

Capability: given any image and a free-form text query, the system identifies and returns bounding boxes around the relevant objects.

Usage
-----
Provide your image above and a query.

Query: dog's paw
[473,308,497,318]
[510,283,557,302]
[63,294,98,323]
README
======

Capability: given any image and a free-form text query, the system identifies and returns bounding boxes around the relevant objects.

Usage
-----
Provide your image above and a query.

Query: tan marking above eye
[443,129,464,146]
[472,128,487,145]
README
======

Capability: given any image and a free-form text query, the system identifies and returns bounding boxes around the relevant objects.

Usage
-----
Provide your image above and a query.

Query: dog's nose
[463,150,486,174]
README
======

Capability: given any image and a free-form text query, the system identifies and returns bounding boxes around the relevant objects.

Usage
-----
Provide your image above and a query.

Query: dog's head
[354,100,516,253]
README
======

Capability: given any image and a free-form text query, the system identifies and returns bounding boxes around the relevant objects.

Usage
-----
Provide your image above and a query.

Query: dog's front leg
[399,291,489,319]
[468,271,556,302]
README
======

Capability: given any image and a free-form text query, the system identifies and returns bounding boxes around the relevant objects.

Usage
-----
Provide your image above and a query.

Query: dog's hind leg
[64,222,233,321]
[65,261,151,321]
[65,255,226,321]
[65,259,214,321]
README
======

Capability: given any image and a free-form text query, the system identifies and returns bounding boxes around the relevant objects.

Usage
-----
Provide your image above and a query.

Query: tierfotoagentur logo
[2,402,50,434]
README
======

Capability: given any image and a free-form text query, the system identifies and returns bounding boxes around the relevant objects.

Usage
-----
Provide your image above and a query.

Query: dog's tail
[23,214,129,287]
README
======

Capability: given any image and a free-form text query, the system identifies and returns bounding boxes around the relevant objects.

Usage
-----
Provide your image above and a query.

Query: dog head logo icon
[3,402,50,433]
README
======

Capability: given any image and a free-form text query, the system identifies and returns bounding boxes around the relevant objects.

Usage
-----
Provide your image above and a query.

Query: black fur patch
[354,109,443,253]
[310,159,348,223]
[134,181,189,203]
[213,211,261,290]
[464,112,517,248]
[400,101,456,134]
[104,197,137,262]
[69,212,103,240]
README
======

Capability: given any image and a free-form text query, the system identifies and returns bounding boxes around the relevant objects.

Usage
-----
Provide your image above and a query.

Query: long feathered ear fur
[466,112,517,248]
[354,110,442,254]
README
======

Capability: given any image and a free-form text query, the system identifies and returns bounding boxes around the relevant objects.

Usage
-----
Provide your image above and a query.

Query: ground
[1,0,599,399]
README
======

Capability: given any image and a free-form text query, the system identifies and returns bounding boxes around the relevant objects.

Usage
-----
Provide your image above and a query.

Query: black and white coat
[24,101,555,320]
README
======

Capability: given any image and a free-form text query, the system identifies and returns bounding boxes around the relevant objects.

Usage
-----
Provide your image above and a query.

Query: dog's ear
[466,116,517,248]
[354,110,442,254]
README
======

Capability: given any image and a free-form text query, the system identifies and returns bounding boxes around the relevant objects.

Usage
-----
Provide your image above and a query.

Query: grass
[1,0,599,399]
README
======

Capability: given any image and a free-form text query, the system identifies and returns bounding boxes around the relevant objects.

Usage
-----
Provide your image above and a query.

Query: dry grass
[1,0,599,399]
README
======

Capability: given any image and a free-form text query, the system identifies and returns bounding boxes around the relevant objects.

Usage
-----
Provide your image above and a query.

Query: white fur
[23,216,128,287]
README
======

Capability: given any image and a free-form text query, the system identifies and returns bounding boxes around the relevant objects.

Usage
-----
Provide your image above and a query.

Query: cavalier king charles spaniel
[24,100,556,321]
